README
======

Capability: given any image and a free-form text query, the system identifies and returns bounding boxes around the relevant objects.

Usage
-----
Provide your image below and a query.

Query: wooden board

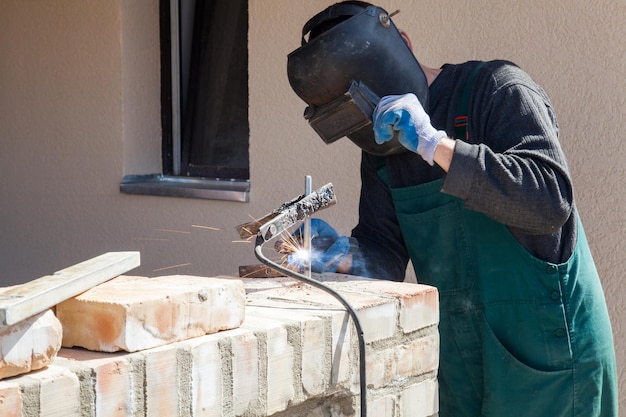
[0,252,140,327]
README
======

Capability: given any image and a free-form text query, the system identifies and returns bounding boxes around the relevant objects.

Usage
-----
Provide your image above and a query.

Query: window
[121,0,250,202]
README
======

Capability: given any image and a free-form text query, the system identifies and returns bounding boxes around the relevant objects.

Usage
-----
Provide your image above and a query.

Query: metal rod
[304,175,312,278]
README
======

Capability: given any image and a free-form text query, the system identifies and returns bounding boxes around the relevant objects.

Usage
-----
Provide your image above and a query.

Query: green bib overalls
[377,169,618,416]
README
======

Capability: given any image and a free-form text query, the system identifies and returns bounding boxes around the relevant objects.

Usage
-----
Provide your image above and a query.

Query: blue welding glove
[287,218,353,273]
[372,93,447,165]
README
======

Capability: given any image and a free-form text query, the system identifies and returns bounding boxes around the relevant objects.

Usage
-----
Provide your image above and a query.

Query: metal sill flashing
[120,174,249,202]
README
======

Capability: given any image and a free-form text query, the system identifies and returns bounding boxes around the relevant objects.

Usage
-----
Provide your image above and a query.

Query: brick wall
[0,274,439,417]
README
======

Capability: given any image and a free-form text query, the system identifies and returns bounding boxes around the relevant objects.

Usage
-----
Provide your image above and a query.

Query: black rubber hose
[254,235,367,417]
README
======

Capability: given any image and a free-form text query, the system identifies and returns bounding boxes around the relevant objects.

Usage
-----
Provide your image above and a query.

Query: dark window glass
[161,0,249,180]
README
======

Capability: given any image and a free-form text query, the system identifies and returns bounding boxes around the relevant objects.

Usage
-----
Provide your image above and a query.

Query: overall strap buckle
[455,61,488,143]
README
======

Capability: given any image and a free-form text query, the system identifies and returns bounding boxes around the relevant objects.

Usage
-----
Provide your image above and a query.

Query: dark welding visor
[304,80,379,145]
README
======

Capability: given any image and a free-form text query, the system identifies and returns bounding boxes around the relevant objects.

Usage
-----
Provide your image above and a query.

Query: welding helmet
[287,2,429,156]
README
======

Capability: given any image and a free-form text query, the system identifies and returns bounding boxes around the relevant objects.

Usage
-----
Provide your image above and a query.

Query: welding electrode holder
[236,183,337,242]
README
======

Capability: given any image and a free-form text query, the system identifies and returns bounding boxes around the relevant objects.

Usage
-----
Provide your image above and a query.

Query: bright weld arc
[291,247,311,265]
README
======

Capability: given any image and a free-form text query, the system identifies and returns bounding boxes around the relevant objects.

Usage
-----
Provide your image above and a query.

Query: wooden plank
[0,252,140,327]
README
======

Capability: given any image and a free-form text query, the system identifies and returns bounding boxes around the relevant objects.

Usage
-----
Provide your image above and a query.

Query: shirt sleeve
[442,65,574,235]
[349,153,409,281]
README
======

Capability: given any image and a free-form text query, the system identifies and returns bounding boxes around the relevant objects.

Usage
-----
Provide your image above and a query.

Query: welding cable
[254,235,368,417]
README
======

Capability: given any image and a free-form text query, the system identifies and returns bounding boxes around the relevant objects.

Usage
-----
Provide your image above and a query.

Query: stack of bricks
[0,273,439,417]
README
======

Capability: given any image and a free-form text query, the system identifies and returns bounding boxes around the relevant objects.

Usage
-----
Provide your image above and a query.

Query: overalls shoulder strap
[376,61,487,173]
[454,61,487,143]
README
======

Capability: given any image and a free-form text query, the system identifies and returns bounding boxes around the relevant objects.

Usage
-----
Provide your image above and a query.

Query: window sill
[120,174,249,202]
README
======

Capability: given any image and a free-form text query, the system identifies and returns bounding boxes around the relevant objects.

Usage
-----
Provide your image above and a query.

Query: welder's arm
[347,153,410,281]
[433,137,455,172]
[374,80,573,235]
[440,83,574,234]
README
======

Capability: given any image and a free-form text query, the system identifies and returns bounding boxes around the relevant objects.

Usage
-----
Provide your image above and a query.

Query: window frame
[120,0,250,202]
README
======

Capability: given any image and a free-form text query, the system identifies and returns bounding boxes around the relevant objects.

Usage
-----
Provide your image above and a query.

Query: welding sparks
[192,225,220,231]
[273,230,313,271]
[155,228,192,235]
[152,262,192,272]
[275,230,304,255]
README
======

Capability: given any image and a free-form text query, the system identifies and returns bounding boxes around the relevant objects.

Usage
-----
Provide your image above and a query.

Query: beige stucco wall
[1,0,624,409]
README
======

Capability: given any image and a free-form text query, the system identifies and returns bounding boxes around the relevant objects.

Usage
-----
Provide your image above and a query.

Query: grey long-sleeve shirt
[351,60,577,281]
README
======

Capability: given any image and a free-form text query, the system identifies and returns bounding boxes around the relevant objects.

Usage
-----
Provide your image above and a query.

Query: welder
[286,1,618,416]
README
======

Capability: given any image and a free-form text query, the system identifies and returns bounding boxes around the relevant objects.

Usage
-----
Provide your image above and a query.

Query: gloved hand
[372,93,447,165]
[287,218,354,273]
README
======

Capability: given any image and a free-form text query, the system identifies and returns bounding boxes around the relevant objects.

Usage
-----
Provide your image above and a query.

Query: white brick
[0,309,62,380]
[300,315,326,396]
[398,285,439,334]
[245,306,328,397]
[56,275,245,352]
[26,365,80,417]
[331,278,439,333]
[186,335,223,417]
[367,332,439,391]
[401,378,439,417]
[229,329,260,415]
[243,316,295,415]
[144,345,179,417]
[395,333,439,378]
[368,395,395,417]
[365,348,395,389]
[56,348,134,416]
[0,380,22,417]
[357,300,397,343]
